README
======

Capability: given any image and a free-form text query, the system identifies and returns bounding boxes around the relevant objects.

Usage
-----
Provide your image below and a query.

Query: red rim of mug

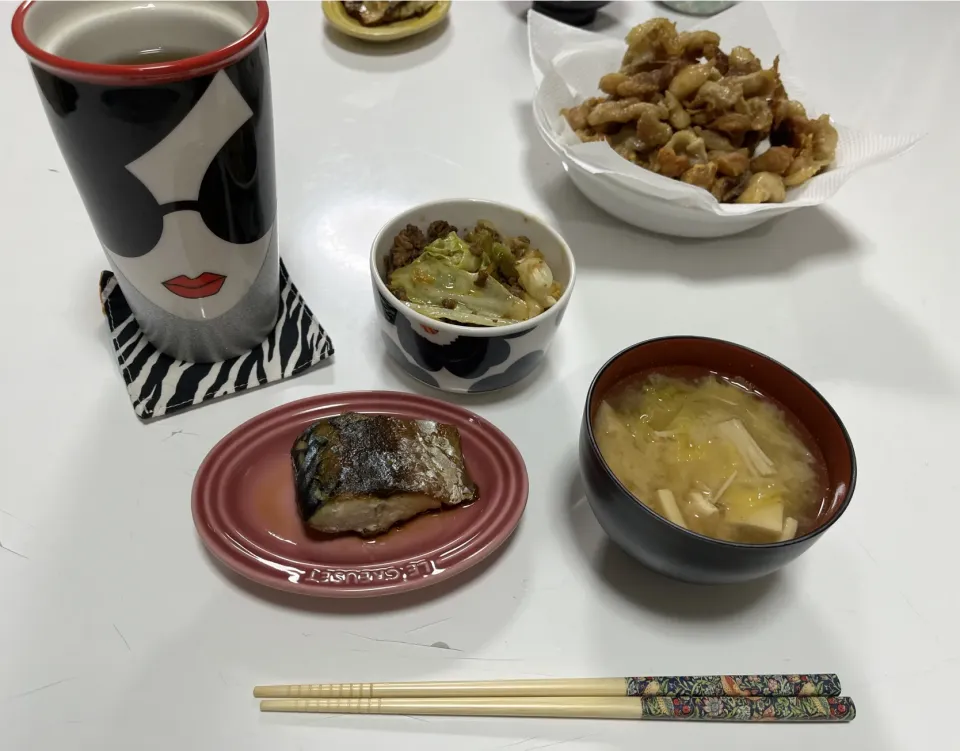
[11,0,269,85]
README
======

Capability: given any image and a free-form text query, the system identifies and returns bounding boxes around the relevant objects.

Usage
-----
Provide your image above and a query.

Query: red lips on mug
[162,272,227,299]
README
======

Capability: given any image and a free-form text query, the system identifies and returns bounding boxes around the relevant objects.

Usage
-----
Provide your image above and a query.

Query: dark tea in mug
[12,1,278,363]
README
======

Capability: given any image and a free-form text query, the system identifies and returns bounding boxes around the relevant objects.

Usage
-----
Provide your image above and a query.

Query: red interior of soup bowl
[586,336,856,536]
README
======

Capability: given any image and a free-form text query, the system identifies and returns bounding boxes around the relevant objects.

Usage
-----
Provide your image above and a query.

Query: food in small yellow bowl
[323,1,451,42]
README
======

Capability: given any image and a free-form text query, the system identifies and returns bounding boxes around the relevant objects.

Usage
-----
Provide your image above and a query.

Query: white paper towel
[528,3,923,215]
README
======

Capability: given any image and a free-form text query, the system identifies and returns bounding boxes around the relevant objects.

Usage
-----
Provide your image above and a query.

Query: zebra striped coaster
[99,261,334,420]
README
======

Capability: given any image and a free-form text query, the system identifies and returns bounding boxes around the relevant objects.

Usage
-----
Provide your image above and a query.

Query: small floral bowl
[370,199,576,393]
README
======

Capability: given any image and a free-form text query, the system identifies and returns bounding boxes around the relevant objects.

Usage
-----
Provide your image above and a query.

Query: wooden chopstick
[259,695,856,722]
[253,674,841,699]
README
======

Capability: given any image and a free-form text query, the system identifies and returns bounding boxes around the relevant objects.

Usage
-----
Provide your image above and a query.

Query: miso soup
[593,370,829,544]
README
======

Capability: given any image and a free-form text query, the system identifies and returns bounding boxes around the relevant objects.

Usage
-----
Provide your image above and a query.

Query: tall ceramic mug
[12,1,278,362]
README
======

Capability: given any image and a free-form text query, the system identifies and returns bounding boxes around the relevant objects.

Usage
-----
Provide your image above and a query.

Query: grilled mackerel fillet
[291,412,476,536]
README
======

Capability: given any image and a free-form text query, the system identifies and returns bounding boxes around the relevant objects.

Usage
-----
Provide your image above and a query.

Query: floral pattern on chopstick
[626,674,841,697]
[639,695,855,722]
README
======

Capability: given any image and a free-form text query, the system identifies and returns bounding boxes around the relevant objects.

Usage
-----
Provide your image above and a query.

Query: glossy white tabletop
[1,2,957,749]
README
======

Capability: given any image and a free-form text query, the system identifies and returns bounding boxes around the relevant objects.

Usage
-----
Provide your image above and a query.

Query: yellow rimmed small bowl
[322,1,451,43]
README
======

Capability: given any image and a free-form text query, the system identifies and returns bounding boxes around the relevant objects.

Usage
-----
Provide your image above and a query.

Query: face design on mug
[105,70,273,321]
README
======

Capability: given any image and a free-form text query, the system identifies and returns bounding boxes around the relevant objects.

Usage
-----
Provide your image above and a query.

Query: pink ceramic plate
[192,391,528,597]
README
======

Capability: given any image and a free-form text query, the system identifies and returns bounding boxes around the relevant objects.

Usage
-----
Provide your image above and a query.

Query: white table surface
[2,1,957,749]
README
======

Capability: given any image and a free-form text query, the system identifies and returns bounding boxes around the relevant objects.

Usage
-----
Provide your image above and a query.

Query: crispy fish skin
[291,412,476,536]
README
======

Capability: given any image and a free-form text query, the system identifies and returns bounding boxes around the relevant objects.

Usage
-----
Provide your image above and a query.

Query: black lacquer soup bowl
[579,336,857,584]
